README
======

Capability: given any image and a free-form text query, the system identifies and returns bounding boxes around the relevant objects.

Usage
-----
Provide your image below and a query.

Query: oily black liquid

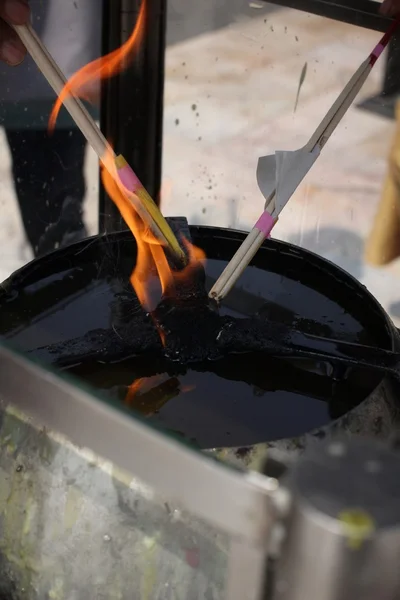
[66,352,375,449]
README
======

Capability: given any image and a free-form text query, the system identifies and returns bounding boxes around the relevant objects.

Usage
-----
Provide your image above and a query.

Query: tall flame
[101,162,173,309]
[102,161,205,310]
[49,0,146,131]
[48,0,205,314]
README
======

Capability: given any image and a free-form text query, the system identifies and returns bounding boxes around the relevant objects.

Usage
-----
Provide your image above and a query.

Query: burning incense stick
[210,18,400,303]
[13,22,185,263]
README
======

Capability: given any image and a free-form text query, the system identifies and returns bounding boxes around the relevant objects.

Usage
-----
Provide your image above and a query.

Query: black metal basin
[0,225,399,466]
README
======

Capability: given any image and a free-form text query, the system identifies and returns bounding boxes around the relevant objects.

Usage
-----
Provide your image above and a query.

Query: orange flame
[125,375,165,407]
[48,0,206,318]
[125,375,195,416]
[101,163,205,311]
[49,0,146,131]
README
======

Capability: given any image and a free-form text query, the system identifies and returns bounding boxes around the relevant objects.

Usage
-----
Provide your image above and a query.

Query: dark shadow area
[287,227,400,325]
[286,227,364,281]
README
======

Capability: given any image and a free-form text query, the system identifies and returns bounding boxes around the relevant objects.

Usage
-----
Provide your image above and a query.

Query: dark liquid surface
[0,231,390,449]
[67,352,376,449]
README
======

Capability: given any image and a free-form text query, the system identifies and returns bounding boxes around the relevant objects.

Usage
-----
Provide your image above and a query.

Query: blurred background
[1,0,399,321]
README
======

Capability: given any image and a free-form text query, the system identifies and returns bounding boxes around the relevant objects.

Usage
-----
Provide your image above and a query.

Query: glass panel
[0,0,101,282]
[0,1,398,596]
[161,0,400,327]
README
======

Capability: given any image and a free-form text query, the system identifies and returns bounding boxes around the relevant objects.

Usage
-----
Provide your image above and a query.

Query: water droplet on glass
[328,441,346,457]
[365,460,381,474]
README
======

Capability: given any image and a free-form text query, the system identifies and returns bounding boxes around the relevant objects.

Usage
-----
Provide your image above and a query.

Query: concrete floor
[1,3,400,323]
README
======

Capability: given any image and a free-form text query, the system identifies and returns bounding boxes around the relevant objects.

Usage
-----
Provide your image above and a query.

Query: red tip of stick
[370,17,400,66]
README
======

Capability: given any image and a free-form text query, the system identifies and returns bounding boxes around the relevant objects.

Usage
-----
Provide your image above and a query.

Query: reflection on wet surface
[67,352,370,449]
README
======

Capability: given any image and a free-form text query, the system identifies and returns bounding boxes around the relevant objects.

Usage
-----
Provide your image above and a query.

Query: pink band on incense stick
[117,163,142,192]
[255,211,275,237]
[370,42,385,61]
[369,18,400,65]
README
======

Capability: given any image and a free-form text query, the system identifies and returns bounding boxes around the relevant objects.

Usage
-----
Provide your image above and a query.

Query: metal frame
[0,342,276,548]
[263,0,391,32]
[5,337,400,600]
[0,341,279,599]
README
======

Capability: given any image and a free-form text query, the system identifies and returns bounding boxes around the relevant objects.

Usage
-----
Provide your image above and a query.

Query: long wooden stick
[13,22,185,261]
[210,19,400,303]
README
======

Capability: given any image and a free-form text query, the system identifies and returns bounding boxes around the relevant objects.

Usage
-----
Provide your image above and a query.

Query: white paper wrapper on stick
[256,145,321,217]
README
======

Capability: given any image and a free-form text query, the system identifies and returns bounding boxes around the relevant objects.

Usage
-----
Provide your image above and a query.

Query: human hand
[0,0,29,65]
[381,0,400,16]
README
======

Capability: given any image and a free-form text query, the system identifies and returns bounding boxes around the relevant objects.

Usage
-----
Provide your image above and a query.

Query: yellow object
[114,154,128,170]
[115,154,185,262]
[338,508,375,550]
[136,187,186,261]
[365,100,400,266]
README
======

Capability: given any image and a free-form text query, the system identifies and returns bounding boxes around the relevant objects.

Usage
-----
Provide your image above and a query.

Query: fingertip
[0,37,26,65]
[380,0,392,14]
[2,0,30,25]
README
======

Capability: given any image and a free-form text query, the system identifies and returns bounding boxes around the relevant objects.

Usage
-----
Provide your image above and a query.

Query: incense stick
[13,22,185,262]
[210,18,400,303]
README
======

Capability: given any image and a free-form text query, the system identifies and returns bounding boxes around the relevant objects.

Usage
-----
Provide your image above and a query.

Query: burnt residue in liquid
[0,229,391,449]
